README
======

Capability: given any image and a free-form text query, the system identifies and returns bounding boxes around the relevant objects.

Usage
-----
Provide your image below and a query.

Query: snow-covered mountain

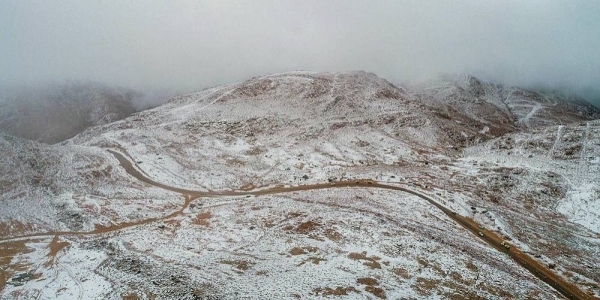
[1,72,599,299]
[406,73,599,130]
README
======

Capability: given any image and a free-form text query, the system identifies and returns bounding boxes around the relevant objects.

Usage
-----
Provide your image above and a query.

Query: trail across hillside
[1,150,592,300]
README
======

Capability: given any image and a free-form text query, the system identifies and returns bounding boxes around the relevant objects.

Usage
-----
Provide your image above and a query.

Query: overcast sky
[1,1,599,105]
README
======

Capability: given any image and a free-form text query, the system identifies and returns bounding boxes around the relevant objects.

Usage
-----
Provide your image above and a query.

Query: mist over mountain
[3,72,595,146]
[0,82,171,143]
[1,1,600,107]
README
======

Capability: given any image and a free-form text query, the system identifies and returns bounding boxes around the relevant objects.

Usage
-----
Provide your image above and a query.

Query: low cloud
[1,1,599,106]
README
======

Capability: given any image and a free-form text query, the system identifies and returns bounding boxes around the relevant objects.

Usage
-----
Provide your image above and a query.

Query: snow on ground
[85,190,557,299]
[456,121,600,296]
[558,184,600,233]
[462,120,600,234]
[1,238,110,300]
[0,133,182,235]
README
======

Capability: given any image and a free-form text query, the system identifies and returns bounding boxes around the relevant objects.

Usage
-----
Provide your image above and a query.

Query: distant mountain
[406,73,600,130]
[0,82,166,144]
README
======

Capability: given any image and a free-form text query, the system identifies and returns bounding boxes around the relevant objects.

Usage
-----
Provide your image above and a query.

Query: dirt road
[0,150,592,299]
[107,150,594,300]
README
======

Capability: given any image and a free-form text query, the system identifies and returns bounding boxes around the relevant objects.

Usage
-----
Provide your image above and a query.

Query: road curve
[0,150,592,300]
[107,150,592,300]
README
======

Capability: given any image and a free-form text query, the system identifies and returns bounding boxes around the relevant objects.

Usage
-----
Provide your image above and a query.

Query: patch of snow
[558,184,600,233]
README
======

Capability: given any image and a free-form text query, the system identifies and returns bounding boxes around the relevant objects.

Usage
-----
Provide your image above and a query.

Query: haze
[1,0,599,106]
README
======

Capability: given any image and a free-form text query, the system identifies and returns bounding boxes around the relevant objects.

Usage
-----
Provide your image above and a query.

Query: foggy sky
[1,1,600,106]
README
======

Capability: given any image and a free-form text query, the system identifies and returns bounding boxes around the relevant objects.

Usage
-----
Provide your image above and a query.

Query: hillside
[1,72,599,299]
[406,73,599,130]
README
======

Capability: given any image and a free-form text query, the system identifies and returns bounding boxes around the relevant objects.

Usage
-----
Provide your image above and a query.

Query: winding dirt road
[1,150,592,299]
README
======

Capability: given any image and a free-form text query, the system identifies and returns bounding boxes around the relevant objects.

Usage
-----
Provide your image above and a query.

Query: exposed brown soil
[364,285,386,299]
[44,235,70,267]
[295,221,320,234]
[312,286,359,296]
[357,277,379,285]
[192,212,212,226]
[289,247,305,255]
[323,228,343,242]
[0,150,592,300]
[465,260,478,272]
[121,293,140,300]
[219,260,253,272]
[392,267,412,280]
[297,256,326,266]
[289,246,318,256]
[348,252,382,269]
[413,277,443,296]
[0,240,35,291]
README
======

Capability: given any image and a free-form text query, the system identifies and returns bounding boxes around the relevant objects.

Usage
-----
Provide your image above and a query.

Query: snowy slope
[406,73,600,130]
[0,133,181,235]
[69,71,542,191]
[1,71,599,298]
[456,120,600,293]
